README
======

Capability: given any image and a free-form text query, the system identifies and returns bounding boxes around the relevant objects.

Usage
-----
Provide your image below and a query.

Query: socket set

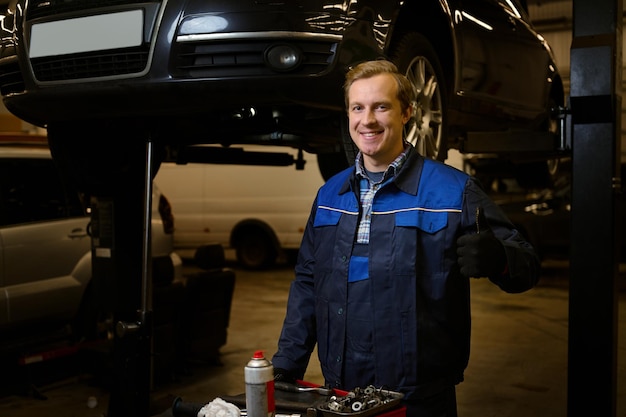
[316,386,403,417]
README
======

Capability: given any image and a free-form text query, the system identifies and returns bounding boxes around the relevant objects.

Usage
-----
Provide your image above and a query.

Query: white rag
[197,397,241,417]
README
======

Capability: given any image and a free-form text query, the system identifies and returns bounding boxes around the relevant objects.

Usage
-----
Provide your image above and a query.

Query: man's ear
[402,105,413,124]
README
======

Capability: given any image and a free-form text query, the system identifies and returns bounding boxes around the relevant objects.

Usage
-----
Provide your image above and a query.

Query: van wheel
[236,232,277,269]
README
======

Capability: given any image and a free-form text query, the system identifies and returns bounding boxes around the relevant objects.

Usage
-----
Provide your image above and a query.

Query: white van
[154,146,326,269]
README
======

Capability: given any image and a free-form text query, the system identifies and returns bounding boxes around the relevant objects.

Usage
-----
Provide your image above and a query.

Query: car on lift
[0,0,564,188]
[0,135,183,348]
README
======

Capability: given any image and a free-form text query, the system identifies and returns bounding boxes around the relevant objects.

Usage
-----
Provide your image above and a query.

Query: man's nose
[363,109,376,124]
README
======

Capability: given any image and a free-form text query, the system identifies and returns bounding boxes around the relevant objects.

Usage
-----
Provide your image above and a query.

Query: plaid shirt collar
[355,141,410,183]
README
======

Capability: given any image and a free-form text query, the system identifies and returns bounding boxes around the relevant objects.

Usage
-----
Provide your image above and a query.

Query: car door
[0,153,90,328]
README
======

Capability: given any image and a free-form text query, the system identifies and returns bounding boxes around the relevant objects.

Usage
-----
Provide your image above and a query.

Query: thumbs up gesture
[456,207,508,279]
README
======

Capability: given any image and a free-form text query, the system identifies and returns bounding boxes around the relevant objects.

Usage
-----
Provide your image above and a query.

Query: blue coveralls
[272,146,540,402]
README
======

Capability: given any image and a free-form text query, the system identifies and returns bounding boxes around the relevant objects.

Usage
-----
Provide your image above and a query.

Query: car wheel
[235,231,278,269]
[194,244,226,270]
[391,32,448,162]
[332,116,358,176]
[317,150,350,181]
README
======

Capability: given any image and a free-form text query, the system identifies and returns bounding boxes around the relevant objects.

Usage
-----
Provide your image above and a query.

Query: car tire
[194,244,226,270]
[391,32,449,162]
[338,113,359,167]
[317,150,350,181]
[235,230,278,269]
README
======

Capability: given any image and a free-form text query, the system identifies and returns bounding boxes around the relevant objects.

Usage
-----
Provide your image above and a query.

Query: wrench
[274,381,333,395]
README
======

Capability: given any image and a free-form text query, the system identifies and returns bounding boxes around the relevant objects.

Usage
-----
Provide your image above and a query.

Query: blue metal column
[569,1,621,416]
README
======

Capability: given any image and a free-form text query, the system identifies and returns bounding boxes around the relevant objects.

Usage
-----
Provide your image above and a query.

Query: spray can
[245,350,275,417]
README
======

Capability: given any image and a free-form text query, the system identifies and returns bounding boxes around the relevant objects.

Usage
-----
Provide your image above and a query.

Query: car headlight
[179,15,229,35]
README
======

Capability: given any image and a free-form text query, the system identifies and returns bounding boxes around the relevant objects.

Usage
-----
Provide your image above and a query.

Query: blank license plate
[29,9,144,58]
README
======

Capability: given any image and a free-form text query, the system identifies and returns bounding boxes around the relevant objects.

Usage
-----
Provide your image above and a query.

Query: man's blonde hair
[344,60,415,113]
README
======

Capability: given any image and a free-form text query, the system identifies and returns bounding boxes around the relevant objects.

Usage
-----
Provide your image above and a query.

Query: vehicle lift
[79,0,621,415]
[80,135,157,417]
[567,1,621,416]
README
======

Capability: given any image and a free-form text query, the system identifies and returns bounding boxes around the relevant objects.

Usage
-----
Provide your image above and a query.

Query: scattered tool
[274,381,333,395]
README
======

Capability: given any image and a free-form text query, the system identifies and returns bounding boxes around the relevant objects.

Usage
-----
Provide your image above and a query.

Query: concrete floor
[0,260,624,417]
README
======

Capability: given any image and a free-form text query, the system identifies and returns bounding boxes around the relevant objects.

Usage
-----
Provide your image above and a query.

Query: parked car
[0,0,564,188]
[0,135,183,345]
[155,145,325,269]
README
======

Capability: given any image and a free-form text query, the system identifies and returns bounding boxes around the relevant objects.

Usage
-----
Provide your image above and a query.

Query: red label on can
[267,380,275,415]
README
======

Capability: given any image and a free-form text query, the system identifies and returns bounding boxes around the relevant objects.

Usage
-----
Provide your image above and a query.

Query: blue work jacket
[272,147,540,400]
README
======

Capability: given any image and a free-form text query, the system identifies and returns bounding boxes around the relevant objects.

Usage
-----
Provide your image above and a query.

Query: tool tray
[221,382,404,417]
[315,387,403,417]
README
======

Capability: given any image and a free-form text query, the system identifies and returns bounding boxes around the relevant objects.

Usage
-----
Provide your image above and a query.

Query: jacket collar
[338,145,425,195]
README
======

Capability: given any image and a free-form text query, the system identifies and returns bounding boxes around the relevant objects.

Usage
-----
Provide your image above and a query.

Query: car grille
[172,39,337,78]
[31,47,149,81]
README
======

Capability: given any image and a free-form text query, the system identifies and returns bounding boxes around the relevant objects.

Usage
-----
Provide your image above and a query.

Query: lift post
[568,0,621,416]
[87,137,155,417]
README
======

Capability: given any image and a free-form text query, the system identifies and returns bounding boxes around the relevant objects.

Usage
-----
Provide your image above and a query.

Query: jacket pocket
[314,206,341,227]
[395,210,447,233]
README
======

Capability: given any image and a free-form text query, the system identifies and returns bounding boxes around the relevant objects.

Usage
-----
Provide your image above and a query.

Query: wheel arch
[388,1,456,97]
[229,218,281,252]
[71,251,93,291]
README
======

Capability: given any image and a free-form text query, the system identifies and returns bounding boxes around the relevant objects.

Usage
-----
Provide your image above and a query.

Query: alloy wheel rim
[404,56,443,160]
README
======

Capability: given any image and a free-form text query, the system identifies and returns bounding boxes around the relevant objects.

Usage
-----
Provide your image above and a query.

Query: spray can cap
[252,350,265,359]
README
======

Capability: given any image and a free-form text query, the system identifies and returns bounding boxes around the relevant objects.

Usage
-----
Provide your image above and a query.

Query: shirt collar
[355,141,410,182]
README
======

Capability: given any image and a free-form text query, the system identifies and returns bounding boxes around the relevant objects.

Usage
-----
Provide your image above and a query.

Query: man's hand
[273,368,297,384]
[456,207,507,279]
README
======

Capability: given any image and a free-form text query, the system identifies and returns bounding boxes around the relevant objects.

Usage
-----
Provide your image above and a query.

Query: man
[271,60,540,417]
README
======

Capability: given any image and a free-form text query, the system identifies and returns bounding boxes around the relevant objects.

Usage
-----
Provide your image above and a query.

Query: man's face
[347,73,411,171]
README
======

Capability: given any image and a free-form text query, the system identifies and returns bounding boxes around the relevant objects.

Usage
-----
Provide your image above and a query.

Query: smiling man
[346,65,411,171]
[271,60,541,417]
